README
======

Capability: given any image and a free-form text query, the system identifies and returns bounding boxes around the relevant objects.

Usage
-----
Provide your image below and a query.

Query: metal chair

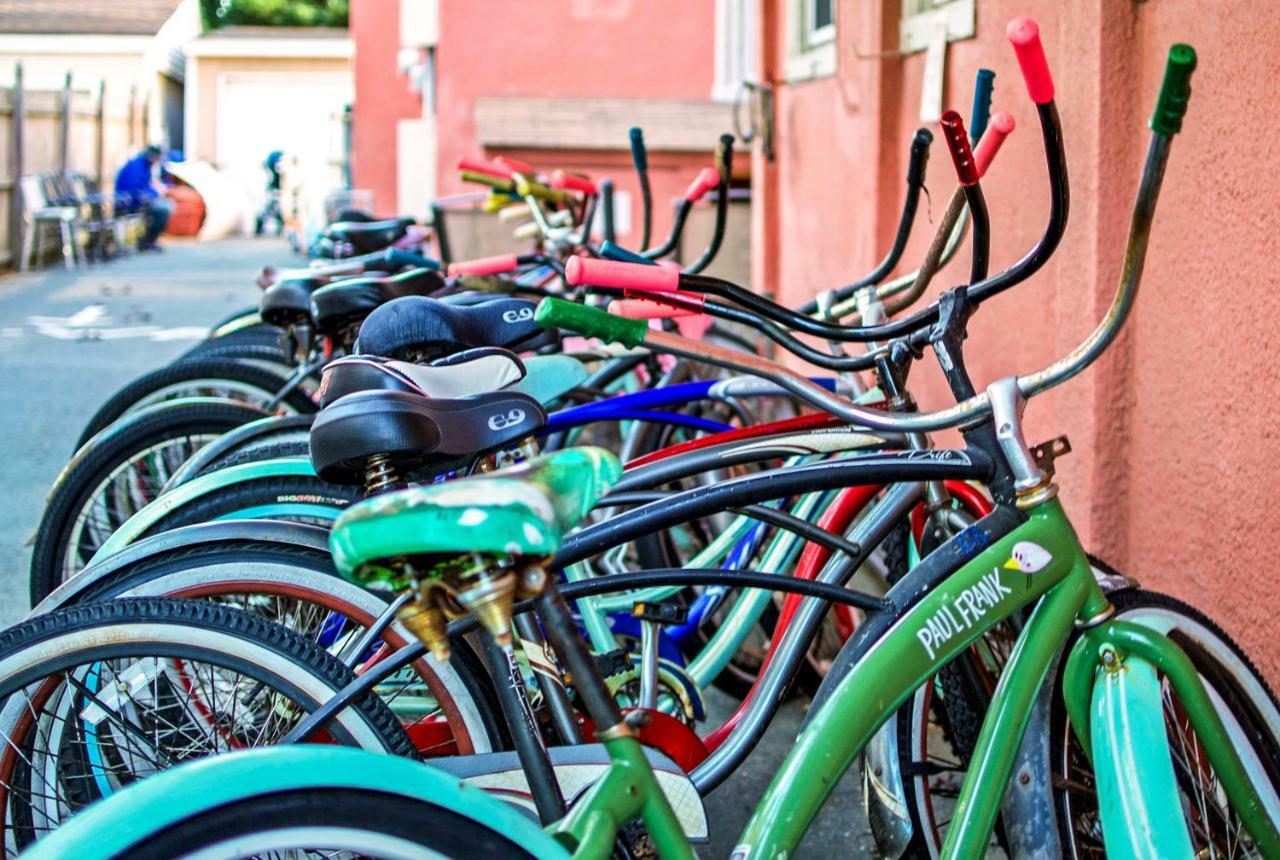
[18,175,81,270]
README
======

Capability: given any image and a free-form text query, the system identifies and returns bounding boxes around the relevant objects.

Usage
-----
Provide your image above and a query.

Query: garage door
[215,71,353,225]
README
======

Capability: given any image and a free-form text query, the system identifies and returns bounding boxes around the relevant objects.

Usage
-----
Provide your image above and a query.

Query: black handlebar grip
[715,134,735,183]
[906,128,933,187]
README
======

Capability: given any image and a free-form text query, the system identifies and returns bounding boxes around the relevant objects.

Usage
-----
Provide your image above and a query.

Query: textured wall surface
[753,0,1280,680]
[351,0,422,215]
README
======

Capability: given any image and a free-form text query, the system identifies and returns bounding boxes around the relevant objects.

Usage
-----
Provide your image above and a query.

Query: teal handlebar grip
[629,127,649,173]
[970,69,995,142]
[599,240,657,266]
[383,249,441,271]
[1150,44,1197,136]
[534,297,649,349]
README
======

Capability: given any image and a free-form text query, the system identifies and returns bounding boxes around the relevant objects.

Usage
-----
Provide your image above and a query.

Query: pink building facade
[351,0,738,241]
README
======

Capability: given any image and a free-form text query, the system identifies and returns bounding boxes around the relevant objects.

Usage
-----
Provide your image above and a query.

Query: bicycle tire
[76,357,316,450]
[104,787,541,860]
[0,597,415,851]
[30,401,267,603]
[140,475,361,538]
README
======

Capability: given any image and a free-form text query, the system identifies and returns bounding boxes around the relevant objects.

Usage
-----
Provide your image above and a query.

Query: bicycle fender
[21,746,571,860]
[1089,654,1195,859]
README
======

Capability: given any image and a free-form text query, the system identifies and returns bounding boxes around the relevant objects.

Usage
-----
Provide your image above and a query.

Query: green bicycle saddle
[330,446,621,583]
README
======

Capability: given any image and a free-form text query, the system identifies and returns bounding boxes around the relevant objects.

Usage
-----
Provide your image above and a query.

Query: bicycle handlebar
[543,40,1196,436]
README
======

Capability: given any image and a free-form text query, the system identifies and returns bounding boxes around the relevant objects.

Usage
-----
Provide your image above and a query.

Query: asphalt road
[0,237,292,622]
[0,237,876,855]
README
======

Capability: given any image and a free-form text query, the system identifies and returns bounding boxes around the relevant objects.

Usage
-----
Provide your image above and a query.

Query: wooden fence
[1,63,148,269]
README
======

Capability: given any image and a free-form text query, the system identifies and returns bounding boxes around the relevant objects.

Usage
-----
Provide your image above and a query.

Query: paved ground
[0,237,292,622]
[0,237,875,854]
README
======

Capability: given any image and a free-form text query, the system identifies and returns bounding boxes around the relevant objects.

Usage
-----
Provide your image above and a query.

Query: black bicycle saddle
[324,217,417,254]
[260,275,328,327]
[355,295,559,359]
[316,348,527,407]
[309,389,547,485]
[310,268,445,337]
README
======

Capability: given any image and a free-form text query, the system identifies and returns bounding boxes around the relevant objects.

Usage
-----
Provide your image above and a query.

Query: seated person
[114,145,174,251]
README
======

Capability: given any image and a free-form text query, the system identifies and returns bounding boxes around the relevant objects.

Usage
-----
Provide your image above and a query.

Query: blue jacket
[114,155,157,212]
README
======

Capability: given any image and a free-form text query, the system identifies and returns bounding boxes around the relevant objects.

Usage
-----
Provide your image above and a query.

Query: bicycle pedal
[1030,435,1071,477]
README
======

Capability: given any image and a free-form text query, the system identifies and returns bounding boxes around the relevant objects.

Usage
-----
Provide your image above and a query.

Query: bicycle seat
[316,348,527,406]
[310,268,445,336]
[309,388,547,485]
[329,447,620,577]
[324,217,416,254]
[260,275,328,326]
[355,295,558,359]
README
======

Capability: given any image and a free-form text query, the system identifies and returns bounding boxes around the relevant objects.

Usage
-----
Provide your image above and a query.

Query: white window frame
[785,0,838,83]
[712,0,758,103]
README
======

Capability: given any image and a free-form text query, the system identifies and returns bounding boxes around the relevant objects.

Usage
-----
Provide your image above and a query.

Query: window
[786,0,838,82]
[712,0,759,103]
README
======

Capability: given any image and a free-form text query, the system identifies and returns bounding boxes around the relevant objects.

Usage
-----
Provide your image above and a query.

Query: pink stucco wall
[350,0,422,215]
[754,1,1280,680]
[434,0,720,239]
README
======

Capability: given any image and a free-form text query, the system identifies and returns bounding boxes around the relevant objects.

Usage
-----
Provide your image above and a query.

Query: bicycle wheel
[53,538,503,757]
[30,401,268,602]
[1052,588,1280,859]
[76,357,316,450]
[0,598,414,853]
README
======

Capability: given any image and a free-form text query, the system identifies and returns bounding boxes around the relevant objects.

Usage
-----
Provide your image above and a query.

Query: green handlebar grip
[1150,44,1197,136]
[535,297,649,349]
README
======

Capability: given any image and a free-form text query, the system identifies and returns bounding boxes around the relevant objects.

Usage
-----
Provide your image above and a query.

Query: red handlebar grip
[974,111,1016,178]
[494,155,535,175]
[610,299,703,319]
[448,254,520,277]
[565,256,681,292]
[1007,17,1055,105]
[940,111,979,187]
[456,157,513,179]
[550,170,599,196]
[684,167,721,203]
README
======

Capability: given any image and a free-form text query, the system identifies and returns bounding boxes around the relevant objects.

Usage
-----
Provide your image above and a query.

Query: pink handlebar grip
[550,170,599,196]
[684,167,721,203]
[448,254,520,278]
[494,155,535,175]
[456,157,513,179]
[610,299,703,319]
[1007,17,1055,105]
[565,256,681,292]
[974,111,1016,178]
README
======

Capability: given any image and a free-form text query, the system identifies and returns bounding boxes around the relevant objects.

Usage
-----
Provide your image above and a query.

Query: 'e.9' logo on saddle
[502,307,535,324]
[487,409,527,431]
